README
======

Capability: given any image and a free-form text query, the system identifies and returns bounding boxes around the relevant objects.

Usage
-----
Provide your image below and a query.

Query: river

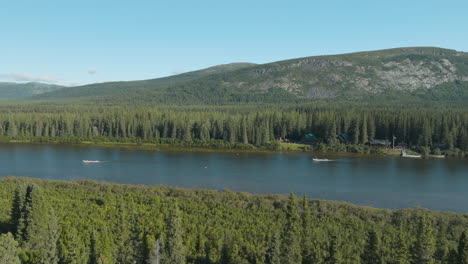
[1,143,467,213]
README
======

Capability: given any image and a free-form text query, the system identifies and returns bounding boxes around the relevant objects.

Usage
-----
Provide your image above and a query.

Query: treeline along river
[1,143,467,213]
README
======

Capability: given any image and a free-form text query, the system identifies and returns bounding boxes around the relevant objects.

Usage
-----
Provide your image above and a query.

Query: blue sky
[1,0,467,86]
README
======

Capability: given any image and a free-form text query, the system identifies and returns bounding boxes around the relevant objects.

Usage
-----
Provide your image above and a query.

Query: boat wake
[82,160,104,163]
[312,158,334,162]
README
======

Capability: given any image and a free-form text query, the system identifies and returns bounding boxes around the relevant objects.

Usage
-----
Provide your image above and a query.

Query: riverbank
[0,135,465,159]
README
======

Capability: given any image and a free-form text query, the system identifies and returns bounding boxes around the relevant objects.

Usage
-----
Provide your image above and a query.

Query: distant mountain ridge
[0,82,64,99]
[34,47,468,104]
[35,63,257,100]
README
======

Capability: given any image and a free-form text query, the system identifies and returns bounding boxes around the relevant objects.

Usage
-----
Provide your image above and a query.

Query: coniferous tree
[301,196,313,264]
[89,231,102,264]
[115,204,136,263]
[326,236,342,264]
[350,119,361,145]
[220,240,244,264]
[241,118,249,144]
[447,249,459,264]
[280,193,302,264]
[89,227,113,264]
[393,227,410,264]
[58,226,87,264]
[11,183,28,240]
[265,232,281,264]
[43,208,60,264]
[412,216,435,264]
[368,117,376,140]
[14,184,59,264]
[458,231,468,264]
[361,116,369,144]
[145,234,162,264]
[362,229,381,264]
[164,201,186,264]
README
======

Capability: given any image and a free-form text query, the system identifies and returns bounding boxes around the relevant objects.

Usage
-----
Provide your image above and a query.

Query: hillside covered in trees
[0,82,64,99]
[0,104,467,157]
[0,177,467,264]
[29,47,468,106]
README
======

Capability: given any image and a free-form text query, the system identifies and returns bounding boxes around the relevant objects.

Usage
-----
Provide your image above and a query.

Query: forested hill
[34,62,257,101]
[33,47,468,105]
[0,82,64,99]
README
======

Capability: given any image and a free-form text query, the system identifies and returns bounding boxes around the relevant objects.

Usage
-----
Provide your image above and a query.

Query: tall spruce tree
[326,236,342,264]
[301,196,314,264]
[393,227,410,264]
[458,231,468,264]
[220,240,243,264]
[115,204,136,263]
[362,229,381,264]
[412,216,435,264]
[145,234,163,264]
[280,193,302,264]
[11,183,28,241]
[13,184,59,264]
[265,232,281,264]
[164,201,186,264]
[58,226,87,264]
[89,231,102,264]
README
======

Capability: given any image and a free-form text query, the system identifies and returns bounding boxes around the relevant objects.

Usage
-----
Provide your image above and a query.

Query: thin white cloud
[0,72,60,83]
[171,69,185,75]
[88,69,97,75]
[0,72,79,86]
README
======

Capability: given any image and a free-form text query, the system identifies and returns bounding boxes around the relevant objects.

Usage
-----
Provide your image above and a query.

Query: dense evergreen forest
[0,177,467,264]
[0,104,467,156]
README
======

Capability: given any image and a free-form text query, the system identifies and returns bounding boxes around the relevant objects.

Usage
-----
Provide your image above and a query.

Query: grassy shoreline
[0,136,464,160]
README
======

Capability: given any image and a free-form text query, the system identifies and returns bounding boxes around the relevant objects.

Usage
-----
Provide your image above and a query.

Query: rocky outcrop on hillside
[224,47,468,99]
[34,47,468,103]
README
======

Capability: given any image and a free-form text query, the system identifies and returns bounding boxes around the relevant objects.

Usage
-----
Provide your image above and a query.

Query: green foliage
[458,231,468,264]
[0,82,63,99]
[58,227,87,264]
[301,196,314,264]
[266,232,281,264]
[281,194,302,264]
[0,103,467,156]
[164,201,186,264]
[326,236,342,264]
[393,227,410,264]
[29,47,468,106]
[362,230,382,264]
[0,177,467,264]
[0,232,21,264]
[412,216,436,264]
[145,234,163,264]
[13,184,59,264]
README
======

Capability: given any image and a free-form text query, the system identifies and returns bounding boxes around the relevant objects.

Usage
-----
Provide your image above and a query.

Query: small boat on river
[427,154,445,158]
[313,158,333,162]
[401,151,421,159]
[82,160,102,163]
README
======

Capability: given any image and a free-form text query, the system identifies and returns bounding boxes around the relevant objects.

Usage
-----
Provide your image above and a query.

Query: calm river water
[1,143,467,212]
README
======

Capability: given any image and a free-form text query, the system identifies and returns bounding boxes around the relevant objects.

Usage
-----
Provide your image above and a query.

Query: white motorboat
[427,154,445,158]
[313,158,333,162]
[401,151,421,158]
